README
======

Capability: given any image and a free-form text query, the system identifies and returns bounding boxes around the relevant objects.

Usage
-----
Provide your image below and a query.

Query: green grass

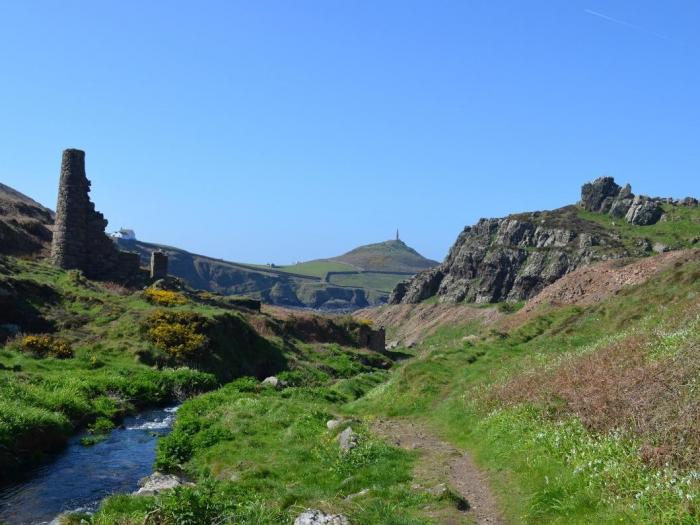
[275,260,358,278]
[328,272,408,293]
[348,256,700,524]
[86,358,462,524]
[11,252,700,524]
[578,205,700,251]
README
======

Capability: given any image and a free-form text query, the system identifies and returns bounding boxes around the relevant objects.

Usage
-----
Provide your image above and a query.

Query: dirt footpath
[372,419,505,525]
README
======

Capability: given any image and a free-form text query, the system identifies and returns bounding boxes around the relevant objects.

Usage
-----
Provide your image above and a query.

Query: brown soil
[372,418,506,525]
[500,250,696,330]
[356,304,503,347]
[525,251,691,311]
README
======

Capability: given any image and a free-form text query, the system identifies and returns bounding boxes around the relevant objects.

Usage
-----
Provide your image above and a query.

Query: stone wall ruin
[50,148,140,281]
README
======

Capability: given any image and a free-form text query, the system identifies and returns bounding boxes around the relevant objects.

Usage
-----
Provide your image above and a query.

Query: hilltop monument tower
[50,148,140,280]
[396,229,400,241]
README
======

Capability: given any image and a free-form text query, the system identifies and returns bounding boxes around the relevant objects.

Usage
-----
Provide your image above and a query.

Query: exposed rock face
[580,176,662,225]
[392,177,698,306]
[625,195,663,226]
[50,149,140,280]
[389,210,607,305]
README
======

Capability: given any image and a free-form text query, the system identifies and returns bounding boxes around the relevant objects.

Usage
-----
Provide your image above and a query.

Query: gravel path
[372,419,505,525]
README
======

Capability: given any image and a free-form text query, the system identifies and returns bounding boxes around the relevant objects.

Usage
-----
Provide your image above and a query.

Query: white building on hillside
[110,228,136,241]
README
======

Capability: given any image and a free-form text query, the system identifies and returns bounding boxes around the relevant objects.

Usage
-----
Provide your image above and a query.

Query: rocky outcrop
[337,426,358,453]
[624,195,664,226]
[395,209,615,304]
[392,177,700,306]
[580,176,664,226]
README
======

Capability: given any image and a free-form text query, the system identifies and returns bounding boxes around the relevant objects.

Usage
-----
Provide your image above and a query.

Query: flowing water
[0,405,178,525]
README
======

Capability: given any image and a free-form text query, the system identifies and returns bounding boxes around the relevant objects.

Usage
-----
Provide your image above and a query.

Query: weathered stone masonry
[50,148,140,280]
[150,251,168,280]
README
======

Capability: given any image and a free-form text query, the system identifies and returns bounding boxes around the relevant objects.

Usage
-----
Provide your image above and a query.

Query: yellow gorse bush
[20,335,74,359]
[142,310,209,360]
[143,288,187,306]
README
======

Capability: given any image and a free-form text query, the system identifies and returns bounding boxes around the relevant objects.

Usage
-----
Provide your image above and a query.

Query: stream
[0,405,178,525]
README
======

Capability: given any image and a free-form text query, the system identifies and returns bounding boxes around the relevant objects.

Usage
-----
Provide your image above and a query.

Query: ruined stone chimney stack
[51,149,89,269]
[150,251,169,280]
[49,148,140,281]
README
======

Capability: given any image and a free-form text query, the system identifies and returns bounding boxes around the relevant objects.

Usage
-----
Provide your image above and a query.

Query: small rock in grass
[326,419,344,430]
[134,472,190,496]
[428,483,448,497]
[294,509,350,525]
[337,426,358,453]
[345,488,370,500]
[261,376,283,389]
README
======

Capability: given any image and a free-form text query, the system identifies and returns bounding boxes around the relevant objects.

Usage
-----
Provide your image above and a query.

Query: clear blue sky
[1,1,698,263]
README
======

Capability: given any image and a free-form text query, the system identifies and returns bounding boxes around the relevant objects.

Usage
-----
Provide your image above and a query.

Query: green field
[276,259,358,278]
[328,271,409,292]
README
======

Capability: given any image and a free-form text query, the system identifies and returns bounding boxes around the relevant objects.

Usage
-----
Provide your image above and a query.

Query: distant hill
[0,183,54,257]
[0,181,437,310]
[120,237,438,309]
[331,239,439,272]
[265,239,439,295]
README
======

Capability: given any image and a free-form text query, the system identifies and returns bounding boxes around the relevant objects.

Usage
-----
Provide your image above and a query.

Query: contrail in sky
[584,8,671,40]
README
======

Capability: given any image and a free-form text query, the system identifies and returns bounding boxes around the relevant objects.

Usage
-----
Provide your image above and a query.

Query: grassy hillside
[331,239,439,273]
[0,256,385,475]
[275,259,357,277]
[328,271,408,293]
[578,203,700,251]
[0,255,468,524]
[351,250,700,524]
[0,182,54,257]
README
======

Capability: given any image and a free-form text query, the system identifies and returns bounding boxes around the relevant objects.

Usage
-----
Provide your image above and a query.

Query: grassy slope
[81,346,466,524]
[1,257,464,524]
[0,259,236,474]
[332,239,439,273]
[350,252,700,524]
[14,250,700,524]
[275,240,438,295]
[276,260,358,278]
[578,204,700,251]
[328,272,408,293]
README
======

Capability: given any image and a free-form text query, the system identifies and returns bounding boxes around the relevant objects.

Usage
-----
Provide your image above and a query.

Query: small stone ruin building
[358,324,386,352]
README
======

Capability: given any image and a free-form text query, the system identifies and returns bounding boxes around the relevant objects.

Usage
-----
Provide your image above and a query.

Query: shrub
[497,301,523,314]
[19,335,74,359]
[142,311,209,361]
[144,288,187,306]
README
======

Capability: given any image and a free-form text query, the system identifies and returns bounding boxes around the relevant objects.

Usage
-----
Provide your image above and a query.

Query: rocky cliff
[390,178,699,305]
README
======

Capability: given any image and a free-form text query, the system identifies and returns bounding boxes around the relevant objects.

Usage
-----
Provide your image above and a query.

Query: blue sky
[1,1,698,263]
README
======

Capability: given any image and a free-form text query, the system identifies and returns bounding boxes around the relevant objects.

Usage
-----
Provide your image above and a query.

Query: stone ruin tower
[50,149,139,280]
[150,251,169,280]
